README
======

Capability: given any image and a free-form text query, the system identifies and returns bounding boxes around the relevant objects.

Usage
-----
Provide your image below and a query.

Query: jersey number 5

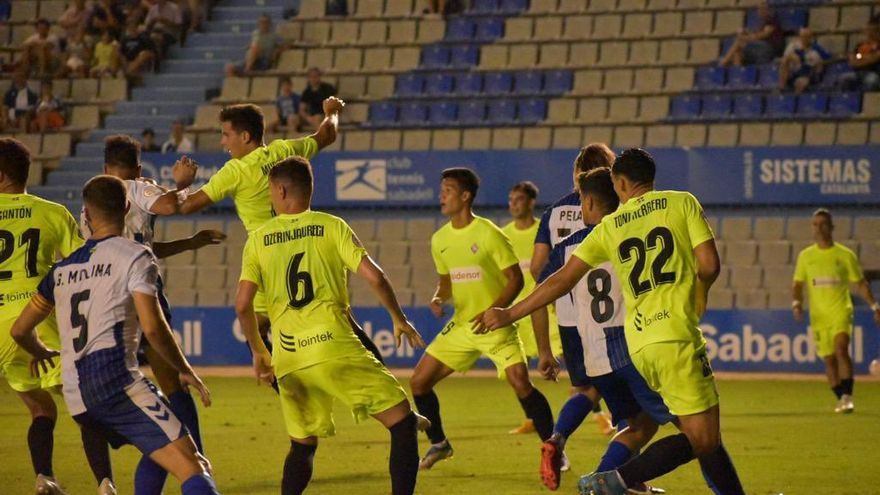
[0,228,40,280]
[618,227,676,297]
[286,252,315,309]
[71,290,91,353]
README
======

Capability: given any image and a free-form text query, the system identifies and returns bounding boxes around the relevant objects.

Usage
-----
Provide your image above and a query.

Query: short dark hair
[35,18,50,28]
[104,134,140,170]
[611,148,656,186]
[269,156,313,196]
[83,175,127,222]
[441,167,480,201]
[578,168,619,213]
[813,208,833,222]
[574,143,616,173]
[510,181,538,200]
[0,138,31,186]
[142,128,155,137]
[219,104,264,144]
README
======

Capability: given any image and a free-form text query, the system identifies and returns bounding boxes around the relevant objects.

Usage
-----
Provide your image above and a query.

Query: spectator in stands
[60,30,90,78]
[33,80,65,133]
[119,18,156,77]
[58,0,93,42]
[3,72,38,131]
[141,127,161,152]
[90,30,120,77]
[88,0,125,38]
[162,120,194,153]
[719,1,785,66]
[326,0,349,16]
[145,0,183,61]
[225,14,282,76]
[298,68,337,131]
[422,0,462,16]
[20,19,62,78]
[778,28,832,93]
[271,76,301,136]
[842,19,880,91]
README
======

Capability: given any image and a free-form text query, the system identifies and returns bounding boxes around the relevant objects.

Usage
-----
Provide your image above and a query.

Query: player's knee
[686,429,721,457]
[409,375,430,396]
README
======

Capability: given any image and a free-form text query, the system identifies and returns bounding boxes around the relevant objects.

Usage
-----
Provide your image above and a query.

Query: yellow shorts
[516,311,563,359]
[0,316,62,392]
[277,352,407,439]
[811,320,853,358]
[426,319,526,376]
[630,340,719,417]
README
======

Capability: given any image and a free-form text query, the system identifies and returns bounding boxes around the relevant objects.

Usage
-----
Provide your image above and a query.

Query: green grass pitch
[1,375,878,494]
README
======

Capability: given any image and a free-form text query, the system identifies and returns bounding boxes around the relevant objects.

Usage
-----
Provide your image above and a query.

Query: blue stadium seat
[396,73,425,97]
[460,100,487,124]
[766,94,796,117]
[446,18,476,41]
[429,102,458,125]
[727,66,758,89]
[745,10,761,31]
[369,102,398,126]
[777,8,809,31]
[701,94,732,119]
[450,44,480,67]
[819,61,852,89]
[399,102,429,126]
[733,94,764,119]
[696,66,726,90]
[796,93,827,116]
[757,64,779,89]
[828,92,861,116]
[425,73,455,95]
[499,0,529,14]
[518,99,547,123]
[476,17,505,41]
[484,72,514,95]
[471,0,499,13]
[455,72,483,95]
[513,71,543,95]
[422,45,450,68]
[488,100,517,124]
[669,95,701,120]
[544,70,573,95]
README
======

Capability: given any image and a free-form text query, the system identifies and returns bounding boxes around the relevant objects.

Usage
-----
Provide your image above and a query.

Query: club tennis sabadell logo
[335,160,387,200]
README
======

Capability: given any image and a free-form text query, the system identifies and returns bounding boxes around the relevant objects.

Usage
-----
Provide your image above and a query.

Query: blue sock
[134,455,168,495]
[169,391,203,451]
[596,440,634,472]
[181,474,219,495]
[616,419,628,431]
[553,393,592,439]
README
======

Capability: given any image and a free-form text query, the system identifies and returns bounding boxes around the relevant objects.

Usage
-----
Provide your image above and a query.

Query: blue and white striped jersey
[80,178,163,247]
[535,191,584,326]
[37,236,159,415]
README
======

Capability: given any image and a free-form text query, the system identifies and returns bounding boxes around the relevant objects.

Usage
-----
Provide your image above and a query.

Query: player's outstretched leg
[410,355,455,470]
[282,439,317,495]
[18,389,65,494]
[148,436,219,495]
[374,400,420,495]
[697,442,744,495]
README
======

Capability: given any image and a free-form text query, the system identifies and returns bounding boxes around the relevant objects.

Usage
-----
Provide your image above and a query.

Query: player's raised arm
[152,229,226,259]
[357,255,426,349]
[309,96,344,150]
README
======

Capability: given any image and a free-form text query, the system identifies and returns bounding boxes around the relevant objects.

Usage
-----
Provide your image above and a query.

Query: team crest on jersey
[470,243,479,254]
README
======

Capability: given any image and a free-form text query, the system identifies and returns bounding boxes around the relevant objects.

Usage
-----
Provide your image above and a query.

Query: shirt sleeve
[534,207,552,246]
[36,267,57,306]
[128,251,159,296]
[128,179,166,213]
[200,161,240,203]
[239,237,263,290]
[279,136,319,160]
[489,226,520,271]
[572,224,609,267]
[793,251,806,282]
[683,192,715,249]
[430,235,448,275]
[58,207,85,258]
[336,220,367,272]
[844,251,865,283]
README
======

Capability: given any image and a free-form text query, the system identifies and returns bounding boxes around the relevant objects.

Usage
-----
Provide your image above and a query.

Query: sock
[282,441,317,495]
[698,443,745,495]
[553,393,592,440]
[618,433,694,487]
[388,413,419,495]
[169,391,203,451]
[831,384,844,399]
[413,391,446,444]
[840,377,854,396]
[80,425,112,483]
[354,325,385,364]
[135,455,168,495]
[28,416,55,477]
[181,474,219,495]
[596,441,634,472]
[518,388,554,441]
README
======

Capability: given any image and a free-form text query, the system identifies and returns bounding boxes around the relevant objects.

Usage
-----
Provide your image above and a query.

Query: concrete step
[131,86,209,103]
[211,6,283,22]
[29,185,80,203]
[221,0,289,7]
[203,20,257,34]
[142,73,223,88]
[58,157,101,172]
[185,32,251,48]
[169,45,243,62]
[46,170,96,187]
[104,114,186,131]
[115,101,201,116]
[74,142,106,157]
[160,59,228,74]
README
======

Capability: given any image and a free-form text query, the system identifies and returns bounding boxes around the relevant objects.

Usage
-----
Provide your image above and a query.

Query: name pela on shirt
[614,198,668,228]
[56,263,113,286]
[263,225,325,246]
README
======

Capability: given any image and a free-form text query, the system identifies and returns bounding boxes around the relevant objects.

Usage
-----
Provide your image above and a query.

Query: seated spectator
[272,77,301,136]
[778,28,832,93]
[33,80,65,133]
[88,0,125,38]
[225,14,282,76]
[298,67,336,131]
[326,0,348,15]
[422,0,462,16]
[145,0,183,61]
[60,30,91,78]
[161,120,194,153]
[58,0,93,43]
[119,18,156,77]
[142,127,161,152]
[90,30,120,77]
[3,72,38,131]
[20,19,62,77]
[719,1,785,66]
[842,20,880,91]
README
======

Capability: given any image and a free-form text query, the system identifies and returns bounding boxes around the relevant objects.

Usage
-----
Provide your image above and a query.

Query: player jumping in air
[792,208,880,413]
[480,149,745,495]
[410,167,555,470]
[12,175,220,495]
[234,157,426,495]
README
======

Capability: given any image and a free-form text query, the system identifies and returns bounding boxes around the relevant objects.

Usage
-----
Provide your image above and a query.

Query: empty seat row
[809,4,880,31]
[546,95,671,124]
[528,0,774,15]
[745,7,809,32]
[0,78,127,103]
[713,217,880,242]
[572,67,695,95]
[444,16,507,42]
[693,62,849,92]
[0,133,71,159]
[367,99,548,127]
[395,70,572,98]
[669,92,863,121]
[277,46,423,73]
[296,0,526,19]
[1,0,66,24]
[280,17,447,46]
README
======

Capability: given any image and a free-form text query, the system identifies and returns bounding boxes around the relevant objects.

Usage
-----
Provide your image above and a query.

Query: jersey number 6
[286,252,315,309]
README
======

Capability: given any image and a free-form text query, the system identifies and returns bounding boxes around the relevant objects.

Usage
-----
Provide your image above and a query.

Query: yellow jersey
[573,190,715,353]
[501,218,539,302]
[794,243,863,326]
[240,210,369,377]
